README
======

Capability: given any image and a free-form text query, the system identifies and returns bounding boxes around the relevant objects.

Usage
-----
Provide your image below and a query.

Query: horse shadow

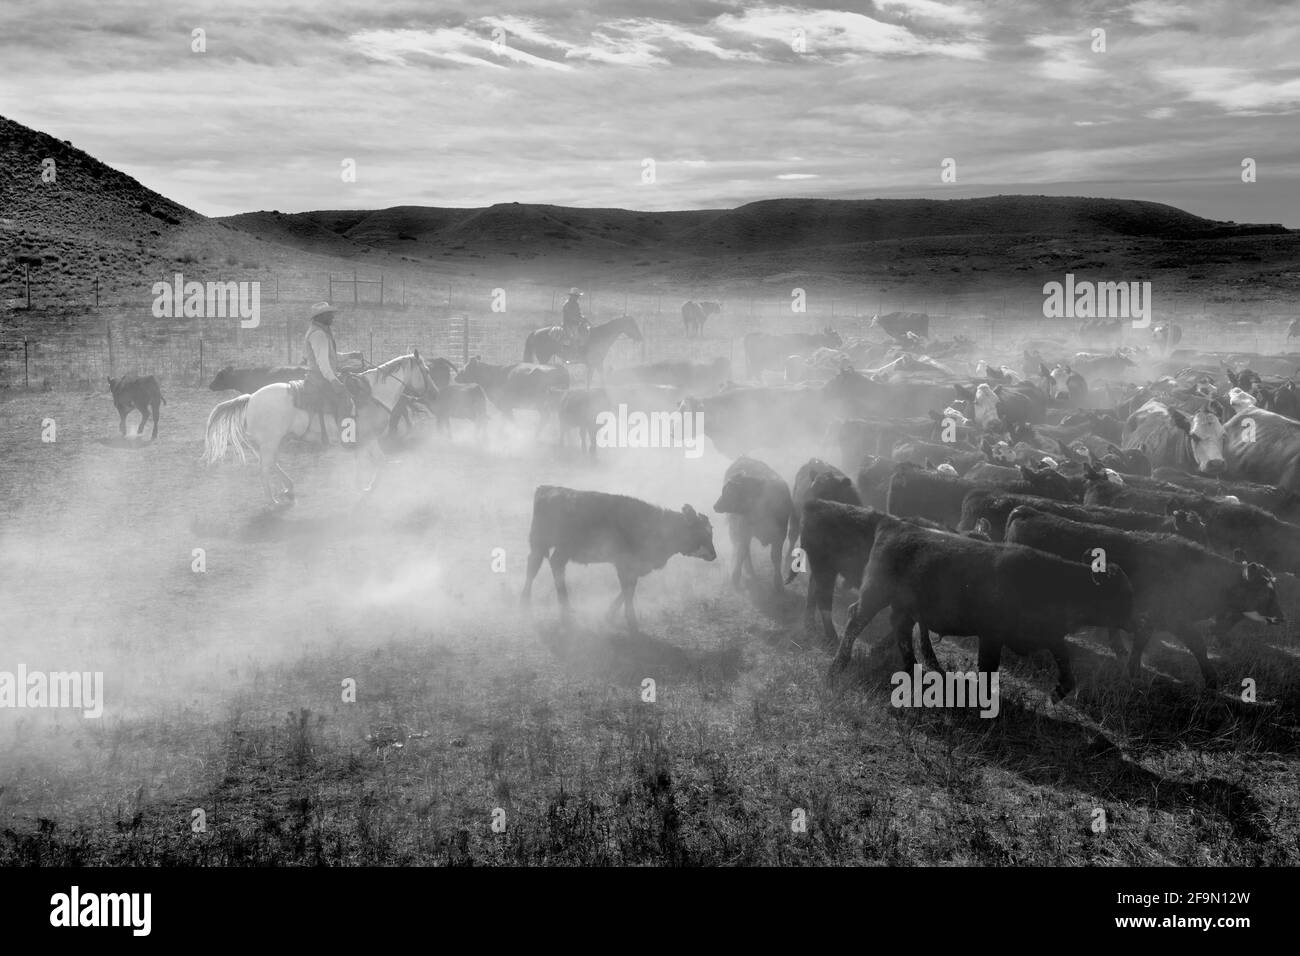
[94,436,153,449]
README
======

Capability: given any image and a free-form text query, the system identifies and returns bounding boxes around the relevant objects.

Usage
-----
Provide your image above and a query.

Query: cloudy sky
[3,0,1298,225]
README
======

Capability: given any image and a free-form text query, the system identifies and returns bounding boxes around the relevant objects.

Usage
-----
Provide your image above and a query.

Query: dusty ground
[0,378,1298,866]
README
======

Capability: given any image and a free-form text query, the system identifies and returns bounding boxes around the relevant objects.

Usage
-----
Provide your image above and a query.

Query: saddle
[291,372,371,412]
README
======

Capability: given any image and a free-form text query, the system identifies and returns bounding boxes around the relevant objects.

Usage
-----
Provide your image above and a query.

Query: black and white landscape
[1,0,1299,872]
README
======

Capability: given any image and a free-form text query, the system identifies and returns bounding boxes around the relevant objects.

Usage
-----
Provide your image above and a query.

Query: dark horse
[522,315,644,387]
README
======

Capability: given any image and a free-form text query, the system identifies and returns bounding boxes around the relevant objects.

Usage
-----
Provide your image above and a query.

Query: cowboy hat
[568,288,583,296]
[309,301,337,320]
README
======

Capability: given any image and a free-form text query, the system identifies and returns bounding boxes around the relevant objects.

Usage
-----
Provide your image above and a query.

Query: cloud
[875,0,982,28]
[350,27,574,70]
[714,4,986,60]
[1025,33,1103,82]
[776,172,819,179]
[1127,1,1199,28]
[1158,67,1300,113]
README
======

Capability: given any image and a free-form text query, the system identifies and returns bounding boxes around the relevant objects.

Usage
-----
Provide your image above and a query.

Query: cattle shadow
[832,634,1280,846]
[532,618,745,685]
[734,576,805,625]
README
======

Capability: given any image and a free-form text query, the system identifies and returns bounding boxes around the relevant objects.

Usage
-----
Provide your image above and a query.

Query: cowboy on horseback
[561,288,589,353]
[303,302,361,445]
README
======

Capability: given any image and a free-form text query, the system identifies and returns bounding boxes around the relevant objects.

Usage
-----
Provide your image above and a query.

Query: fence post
[24,263,30,309]
[380,274,385,306]
[24,339,29,389]
[275,276,280,303]
[353,270,359,305]
[462,315,470,366]
[105,320,113,376]
[94,275,99,308]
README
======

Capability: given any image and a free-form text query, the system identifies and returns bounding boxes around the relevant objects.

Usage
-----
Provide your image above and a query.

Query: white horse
[202,350,438,506]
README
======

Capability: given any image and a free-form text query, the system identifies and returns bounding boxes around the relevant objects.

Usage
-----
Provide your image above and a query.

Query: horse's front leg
[358,440,387,493]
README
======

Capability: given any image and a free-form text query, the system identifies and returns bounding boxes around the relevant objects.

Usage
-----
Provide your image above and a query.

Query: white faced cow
[1223,406,1300,492]
[1120,400,1226,475]
[1039,362,1087,406]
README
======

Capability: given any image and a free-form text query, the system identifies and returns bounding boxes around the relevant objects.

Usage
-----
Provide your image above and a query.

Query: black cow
[1005,507,1282,684]
[823,369,956,422]
[886,464,1075,528]
[832,512,1135,700]
[890,440,984,474]
[714,457,794,593]
[458,358,568,422]
[429,382,488,438]
[788,458,860,555]
[520,485,716,630]
[107,374,165,439]
[856,456,900,511]
[679,385,830,459]
[681,300,722,337]
[208,364,304,394]
[743,328,843,380]
[1152,322,1182,354]
[1254,380,1300,420]
[1151,467,1300,523]
[1098,444,1152,476]
[795,499,885,646]
[607,357,731,393]
[1083,477,1300,575]
[958,489,1207,544]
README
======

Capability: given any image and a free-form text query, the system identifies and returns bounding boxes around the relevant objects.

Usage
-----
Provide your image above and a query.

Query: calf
[856,456,900,510]
[959,489,1207,544]
[788,458,860,554]
[429,382,488,438]
[832,512,1135,700]
[208,364,304,394]
[887,463,1075,528]
[1084,478,1300,575]
[1151,467,1300,523]
[521,485,716,630]
[607,357,730,393]
[796,499,885,646]
[890,439,984,474]
[107,375,164,439]
[713,457,794,593]
[1005,507,1282,684]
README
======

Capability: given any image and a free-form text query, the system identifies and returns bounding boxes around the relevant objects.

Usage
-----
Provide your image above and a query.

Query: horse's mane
[365,353,416,381]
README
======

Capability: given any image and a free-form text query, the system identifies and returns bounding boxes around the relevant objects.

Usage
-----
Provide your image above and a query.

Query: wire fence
[3,272,1299,390]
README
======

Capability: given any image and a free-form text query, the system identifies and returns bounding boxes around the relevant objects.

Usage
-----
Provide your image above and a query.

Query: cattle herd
[127,310,1300,707]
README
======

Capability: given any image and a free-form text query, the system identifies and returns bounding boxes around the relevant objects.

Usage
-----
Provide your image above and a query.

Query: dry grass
[0,385,1296,866]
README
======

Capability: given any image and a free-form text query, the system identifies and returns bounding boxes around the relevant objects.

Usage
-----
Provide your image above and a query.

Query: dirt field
[1,373,1298,866]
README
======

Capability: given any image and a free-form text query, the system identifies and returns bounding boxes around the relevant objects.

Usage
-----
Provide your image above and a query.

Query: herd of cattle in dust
[101,304,1300,707]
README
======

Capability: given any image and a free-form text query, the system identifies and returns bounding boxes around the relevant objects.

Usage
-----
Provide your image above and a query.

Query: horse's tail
[202,394,257,465]
[523,334,536,363]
